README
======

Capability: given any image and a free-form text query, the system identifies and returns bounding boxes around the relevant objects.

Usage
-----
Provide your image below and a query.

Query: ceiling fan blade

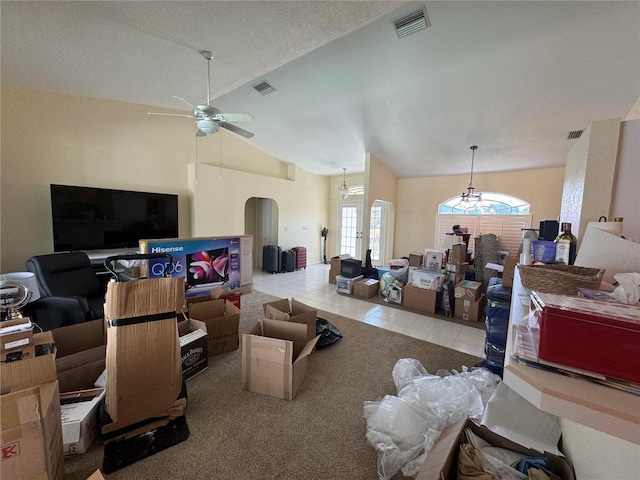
[220,122,254,139]
[216,112,255,123]
[148,112,195,119]
[172,95,199,111]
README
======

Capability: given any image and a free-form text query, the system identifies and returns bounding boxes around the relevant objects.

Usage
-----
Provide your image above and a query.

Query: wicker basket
[518,264,605,296]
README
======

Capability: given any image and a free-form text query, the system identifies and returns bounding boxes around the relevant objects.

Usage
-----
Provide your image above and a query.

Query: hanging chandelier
[338,168,349,199]
[460,145,482,204]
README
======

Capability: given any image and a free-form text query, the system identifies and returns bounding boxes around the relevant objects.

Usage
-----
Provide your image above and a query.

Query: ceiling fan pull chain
[220,131,223,182]
[195,128,199,185]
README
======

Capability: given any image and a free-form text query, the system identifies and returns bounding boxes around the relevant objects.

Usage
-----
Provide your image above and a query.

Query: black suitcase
[263,245,281,273]
[282,250,296,272]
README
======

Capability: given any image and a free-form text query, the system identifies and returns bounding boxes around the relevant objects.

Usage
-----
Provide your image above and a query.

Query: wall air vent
[567,130,584,140]
[393,6,431,38]
[252,81,276,96]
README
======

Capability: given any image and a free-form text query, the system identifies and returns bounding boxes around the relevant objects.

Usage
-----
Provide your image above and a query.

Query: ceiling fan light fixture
[197,118,220,134]
[338,168,349,199]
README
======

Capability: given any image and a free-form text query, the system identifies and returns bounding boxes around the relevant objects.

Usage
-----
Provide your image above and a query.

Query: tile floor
[252,262,486,358]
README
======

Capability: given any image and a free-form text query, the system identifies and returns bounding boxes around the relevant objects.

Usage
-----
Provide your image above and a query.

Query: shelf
[503,268,640,445]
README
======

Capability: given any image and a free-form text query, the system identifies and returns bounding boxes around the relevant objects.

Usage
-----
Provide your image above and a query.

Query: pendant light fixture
[460,145,482,205]
[338,168,349,199]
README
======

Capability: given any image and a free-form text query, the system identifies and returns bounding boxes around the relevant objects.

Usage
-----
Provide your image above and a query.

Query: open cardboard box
[0,331,65,480]
[241,319,320,400]
[177,317,208,380]
[188,298,241,356]
[262,298,317,342]
[416,418,574,480]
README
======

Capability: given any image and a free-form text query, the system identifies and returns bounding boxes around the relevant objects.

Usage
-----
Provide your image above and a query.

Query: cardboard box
[178,318,208,380]
[409,268,445,291]
[1,331,57,394]
[189,298,241,356]
[502,256,518,288]
[60,387,106,455]
[403,284,441,315]
[263,298,318,342]
[329,268,340,284]
[445,262,469,274]
[51,319,105,358]
[87,471,106,480]
[416,418,574,480]
[103,277,184,433]
[454,294,486,322]
[0,317,35,362]
[409,252,424,267]
[1,381,65,480]
[454,280,482,300]
[241,319,320,400]
[447,243,468,264]
[354,278,380,298]
[425,250,445,270]
[330,254,352,271]
[336,274,364,294]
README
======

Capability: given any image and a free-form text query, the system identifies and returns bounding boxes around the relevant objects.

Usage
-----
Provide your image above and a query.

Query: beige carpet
[63,291,482,480]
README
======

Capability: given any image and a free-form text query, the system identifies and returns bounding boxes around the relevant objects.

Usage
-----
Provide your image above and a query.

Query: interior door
[337,201,363,259]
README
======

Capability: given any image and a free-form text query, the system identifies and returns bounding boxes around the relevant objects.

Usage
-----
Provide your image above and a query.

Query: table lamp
[0,272,41,320]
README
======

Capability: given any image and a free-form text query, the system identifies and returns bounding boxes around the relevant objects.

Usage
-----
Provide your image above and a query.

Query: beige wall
[189,162,329,264]
[560,118,621,242]
[365,153,398,263]
[0,86,329,271]
[395,168,566,257]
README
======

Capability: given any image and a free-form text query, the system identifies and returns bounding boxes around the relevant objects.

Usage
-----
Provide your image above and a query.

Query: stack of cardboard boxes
[1,323,65,480]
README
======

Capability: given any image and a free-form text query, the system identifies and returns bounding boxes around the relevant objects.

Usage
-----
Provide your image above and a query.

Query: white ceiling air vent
[252,81,276,96]
[567,130,584,140]
[393,6,431,38]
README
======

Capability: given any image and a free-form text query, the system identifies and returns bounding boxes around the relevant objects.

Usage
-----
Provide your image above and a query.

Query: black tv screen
[50,184,179,252]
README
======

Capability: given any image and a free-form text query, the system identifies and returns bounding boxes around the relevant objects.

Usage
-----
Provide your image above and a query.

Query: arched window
[438,192,530,214]
[435,193,532,255]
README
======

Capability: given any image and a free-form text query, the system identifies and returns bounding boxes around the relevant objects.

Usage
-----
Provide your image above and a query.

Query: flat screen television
[50,184,179,252]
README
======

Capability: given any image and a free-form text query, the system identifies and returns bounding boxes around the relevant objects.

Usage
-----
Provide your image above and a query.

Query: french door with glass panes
[337,202,363,259]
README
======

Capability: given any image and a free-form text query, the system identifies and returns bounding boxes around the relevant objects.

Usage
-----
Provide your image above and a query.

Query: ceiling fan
[149,51,254,138]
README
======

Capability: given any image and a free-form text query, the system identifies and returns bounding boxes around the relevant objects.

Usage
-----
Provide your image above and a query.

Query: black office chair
[25,252,106,331]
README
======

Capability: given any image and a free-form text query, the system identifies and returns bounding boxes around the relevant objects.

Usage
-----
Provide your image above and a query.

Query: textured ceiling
[2,1,639,177]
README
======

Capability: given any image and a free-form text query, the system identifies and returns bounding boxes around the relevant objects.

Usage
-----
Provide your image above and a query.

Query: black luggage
[282,250,296,272]
[263,245,281,273]
[292,246,307,270]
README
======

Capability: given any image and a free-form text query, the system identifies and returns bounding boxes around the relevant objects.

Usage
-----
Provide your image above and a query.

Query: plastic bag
[611,272,640,304]
[380,272,404,304]
[364,359,501,480]
[315,317,343,348]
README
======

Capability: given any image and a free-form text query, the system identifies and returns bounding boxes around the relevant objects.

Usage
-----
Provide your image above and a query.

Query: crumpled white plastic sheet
[611,272,640,305]
[364,359,501,480]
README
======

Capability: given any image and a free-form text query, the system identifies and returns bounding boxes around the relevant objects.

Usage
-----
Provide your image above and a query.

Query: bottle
[554,222,577,264]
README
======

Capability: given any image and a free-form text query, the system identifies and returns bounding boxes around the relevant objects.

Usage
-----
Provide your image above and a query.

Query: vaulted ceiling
[2,1,639,177]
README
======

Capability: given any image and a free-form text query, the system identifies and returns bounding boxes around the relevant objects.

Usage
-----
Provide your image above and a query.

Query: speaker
[539,220,559,241]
